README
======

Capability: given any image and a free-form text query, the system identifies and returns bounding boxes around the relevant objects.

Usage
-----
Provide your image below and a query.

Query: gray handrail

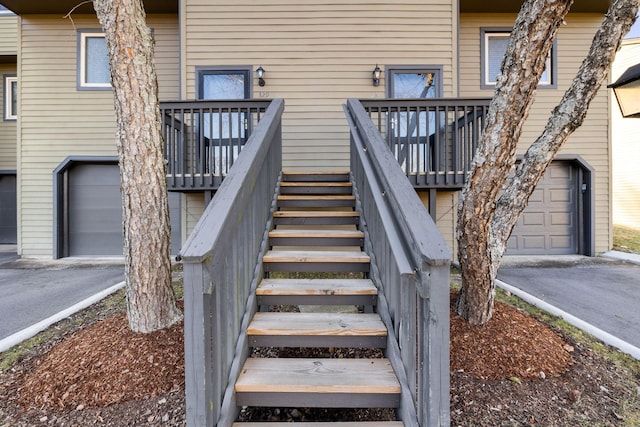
[181,99,284,426]
[345,98,451,426]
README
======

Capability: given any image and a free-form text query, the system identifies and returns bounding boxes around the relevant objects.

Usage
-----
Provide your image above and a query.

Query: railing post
[417,263,451,426]
[183,262,215,427]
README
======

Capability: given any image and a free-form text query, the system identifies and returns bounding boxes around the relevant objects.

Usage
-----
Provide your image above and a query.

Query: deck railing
[345,98,452,426]
[161,100,272,191]
[360,98,490,189]
[180,99,284,426]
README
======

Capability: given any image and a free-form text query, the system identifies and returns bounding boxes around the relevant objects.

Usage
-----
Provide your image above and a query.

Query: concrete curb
[496,279,640,360]
[602,250,640,266]
[0,281,126,353]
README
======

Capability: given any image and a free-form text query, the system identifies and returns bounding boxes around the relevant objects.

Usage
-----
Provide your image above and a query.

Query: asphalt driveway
[498,255,640,350]
[0,258,124,343]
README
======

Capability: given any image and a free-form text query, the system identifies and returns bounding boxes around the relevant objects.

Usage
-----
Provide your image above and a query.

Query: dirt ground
[0,287,638,426]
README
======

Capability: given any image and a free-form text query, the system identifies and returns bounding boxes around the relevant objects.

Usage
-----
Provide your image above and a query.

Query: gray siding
[459,13,611,254]
[18,15,179,257]
[183,0,457,171]
[0,14,17,55]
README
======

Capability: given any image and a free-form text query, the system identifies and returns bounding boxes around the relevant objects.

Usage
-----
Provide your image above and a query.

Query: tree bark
[456,0,638,325]
[93,0,182,333]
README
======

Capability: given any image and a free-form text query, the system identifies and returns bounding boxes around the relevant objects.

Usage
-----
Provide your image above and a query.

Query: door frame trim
[385,65,444,98]
[194,66,253,100]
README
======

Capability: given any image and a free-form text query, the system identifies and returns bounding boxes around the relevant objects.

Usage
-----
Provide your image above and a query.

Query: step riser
[280,187,353,195]
[269,236,364,247]
[257,295,377,306]
[277,199,356,208]
[282,173,350,183]
[249,336,387,348]
[264,262,370,273]
[236,392,400,409]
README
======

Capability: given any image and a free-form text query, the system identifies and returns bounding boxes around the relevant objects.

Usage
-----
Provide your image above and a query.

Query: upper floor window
[77,30,111,90]
[4,75,17,121]
[481,28,556,89]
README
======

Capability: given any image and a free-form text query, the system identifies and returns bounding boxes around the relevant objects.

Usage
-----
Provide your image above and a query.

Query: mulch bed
[0,289,638,426]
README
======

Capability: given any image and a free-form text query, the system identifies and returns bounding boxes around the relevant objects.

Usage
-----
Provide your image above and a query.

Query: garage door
[0,174,17,244]
[506,161,578,255]
[67,164,181,256]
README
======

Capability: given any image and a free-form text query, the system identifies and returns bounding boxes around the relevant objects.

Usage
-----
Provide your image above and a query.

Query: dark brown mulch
[450,291,573,380]
[0,290,638,426]
[18,311,184,410]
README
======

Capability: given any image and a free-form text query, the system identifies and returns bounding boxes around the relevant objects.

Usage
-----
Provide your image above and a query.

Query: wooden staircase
[233,171,404,425]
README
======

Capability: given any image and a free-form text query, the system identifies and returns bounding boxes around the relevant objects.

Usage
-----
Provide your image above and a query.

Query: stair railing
[180,99,284,427]
[345,98,451,426]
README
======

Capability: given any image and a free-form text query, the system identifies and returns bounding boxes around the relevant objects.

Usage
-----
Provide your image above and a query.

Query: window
[4,75,16,120]
[77,30,110,90]
[481,28,556,89]
[196,67,251,141]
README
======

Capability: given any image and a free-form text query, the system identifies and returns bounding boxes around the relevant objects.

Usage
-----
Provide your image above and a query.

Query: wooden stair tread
[234,423,404,426]
[280,182,353,187]
[283,170,350,175]
[278,195,356,200]
[236,358,401,394]
[273,211,359,218]
[263,250,370,263]
[257,278,377,296]
[282,171,351,182]
[248,312,387,337]
[269,229,364,238]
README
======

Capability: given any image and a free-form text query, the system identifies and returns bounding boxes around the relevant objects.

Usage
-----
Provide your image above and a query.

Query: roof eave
[0,0,177,15]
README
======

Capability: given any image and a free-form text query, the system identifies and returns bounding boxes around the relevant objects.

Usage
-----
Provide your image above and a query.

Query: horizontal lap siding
[184,0,456,171]
[19,15,179,257]
[612,40,640,229]
[459,13,610,254]
[418,190,458,257]
[0,62,16,171]
[0,15,17,55]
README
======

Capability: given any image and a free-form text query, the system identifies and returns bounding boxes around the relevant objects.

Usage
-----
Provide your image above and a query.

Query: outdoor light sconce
[608,62,640,118]
[256,66,266,87]
[372,65,381,87]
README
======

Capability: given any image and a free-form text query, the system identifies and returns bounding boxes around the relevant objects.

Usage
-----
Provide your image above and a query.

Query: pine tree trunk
[456,0,638,326]
[93,0,182,333]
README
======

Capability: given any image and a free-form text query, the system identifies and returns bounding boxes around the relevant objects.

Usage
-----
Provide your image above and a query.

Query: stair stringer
[216,174,283,427]
[352,176,420,427]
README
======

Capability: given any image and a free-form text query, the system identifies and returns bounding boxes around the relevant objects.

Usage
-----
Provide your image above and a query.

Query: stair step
[263,250,370,273]
[280,182,353,195]
[235,358,401,408]
[269,229,364,247]
[277,195,356,208]
[257,278,377,306]
[273,211,360,226]
[248,312,387,348]
[234,423,404,426]
[282,170,350,182]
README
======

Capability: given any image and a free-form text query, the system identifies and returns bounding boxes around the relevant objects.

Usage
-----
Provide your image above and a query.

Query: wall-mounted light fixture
[256,66,266,87]
[372,65,381,87]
